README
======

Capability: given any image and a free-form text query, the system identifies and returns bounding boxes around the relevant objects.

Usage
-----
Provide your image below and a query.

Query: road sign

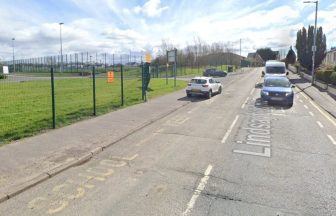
[3,66,8,74]
[166,49,177,87]
[167,49,176,63]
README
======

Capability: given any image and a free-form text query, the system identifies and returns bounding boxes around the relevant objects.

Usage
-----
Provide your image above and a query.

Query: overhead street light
[303,0,318,85]
[59,22,64,72]
[12,38,15,73]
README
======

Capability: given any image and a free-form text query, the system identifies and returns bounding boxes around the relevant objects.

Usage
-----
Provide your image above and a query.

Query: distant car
[262,61,288,77]
[203,68,227,77]
[260,76,295,107]
[186,76,222,99]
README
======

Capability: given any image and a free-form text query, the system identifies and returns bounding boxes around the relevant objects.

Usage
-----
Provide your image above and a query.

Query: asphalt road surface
[1,68,336,216]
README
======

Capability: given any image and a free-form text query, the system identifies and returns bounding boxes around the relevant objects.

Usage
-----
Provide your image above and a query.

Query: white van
[262,61,288,77]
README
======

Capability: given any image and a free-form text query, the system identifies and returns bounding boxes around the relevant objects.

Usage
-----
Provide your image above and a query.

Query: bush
[315,69,333,83]
[0,74,7,79]
[334,65,336,72]
[330,72,336,85]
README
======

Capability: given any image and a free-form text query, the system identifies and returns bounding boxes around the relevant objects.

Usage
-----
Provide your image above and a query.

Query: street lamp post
[12,38,15,73]
[59,22,64,73]
[303,0,318,85]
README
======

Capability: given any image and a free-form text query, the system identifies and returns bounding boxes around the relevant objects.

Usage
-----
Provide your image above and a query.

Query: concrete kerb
[5,173,50,199]
[0,100,191,204]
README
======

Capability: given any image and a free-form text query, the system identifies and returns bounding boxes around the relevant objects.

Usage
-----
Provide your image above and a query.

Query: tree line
[295,26,326,70]
[152,38,242,67]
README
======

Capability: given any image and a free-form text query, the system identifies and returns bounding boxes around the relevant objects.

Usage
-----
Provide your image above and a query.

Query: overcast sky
[0,0,335,60]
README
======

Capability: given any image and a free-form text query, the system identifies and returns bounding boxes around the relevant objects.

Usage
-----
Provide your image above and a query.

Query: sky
[0,0,335,60]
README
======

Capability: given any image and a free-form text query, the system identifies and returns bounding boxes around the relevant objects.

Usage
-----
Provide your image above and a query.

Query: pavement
[0,67,336,215]
[288,71,336,119]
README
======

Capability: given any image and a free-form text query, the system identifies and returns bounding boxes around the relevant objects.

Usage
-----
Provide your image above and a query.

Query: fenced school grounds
[0,53,189,144]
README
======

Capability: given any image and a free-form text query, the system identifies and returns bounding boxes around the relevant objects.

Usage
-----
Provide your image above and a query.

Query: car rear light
[202,84,208,87]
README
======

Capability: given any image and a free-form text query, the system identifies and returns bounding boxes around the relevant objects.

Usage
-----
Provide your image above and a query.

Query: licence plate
[271,97,283,101]
[191,89,201,92]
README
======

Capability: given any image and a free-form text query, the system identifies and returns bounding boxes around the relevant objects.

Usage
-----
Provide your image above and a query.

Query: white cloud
[133,0,169,17]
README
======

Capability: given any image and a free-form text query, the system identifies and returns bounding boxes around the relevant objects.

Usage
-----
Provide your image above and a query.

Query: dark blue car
[261,76,295,107]
[203,68,227,77]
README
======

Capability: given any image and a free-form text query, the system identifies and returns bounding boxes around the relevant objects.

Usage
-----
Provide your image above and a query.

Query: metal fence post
[50,67,56,129]
[141,63,145,100]
[166,63,168,85]
[92,66,96,116]
[174,49,177,87]
[120,63,124,106]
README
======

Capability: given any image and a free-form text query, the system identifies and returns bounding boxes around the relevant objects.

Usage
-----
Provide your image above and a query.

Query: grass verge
[0,77,186,144]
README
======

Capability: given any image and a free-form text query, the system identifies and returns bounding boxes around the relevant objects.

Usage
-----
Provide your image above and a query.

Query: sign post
[167,49,177,87]
[3,66,9,74]
[142,53,151,102]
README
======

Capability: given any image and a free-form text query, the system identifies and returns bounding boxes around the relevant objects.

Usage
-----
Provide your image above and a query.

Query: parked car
[186,76,222,99]
[260,76,295,107]
[203,68,227,77]
[262,61,288,77]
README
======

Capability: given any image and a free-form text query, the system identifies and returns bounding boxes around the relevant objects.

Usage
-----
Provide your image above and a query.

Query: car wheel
[207,90,212,99]
[218,87,222,94]
[288,101,293,107]
[187,93,192,98]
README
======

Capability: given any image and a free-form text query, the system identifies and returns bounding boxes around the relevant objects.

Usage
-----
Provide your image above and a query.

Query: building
[324,48,336,66]
[247,52,264,67]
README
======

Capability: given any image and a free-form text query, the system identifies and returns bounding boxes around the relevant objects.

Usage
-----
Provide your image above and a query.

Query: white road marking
[250,88,255,95]
[316,121,324,128]
[233,148,271,158]
[309,100,336,127]
[182,164,213,216]
[309,111,314,117]
[299,99,303,103]
[304,105,309,109]
[221,115,240,144]
[271,113,286,116]
[237,141,271,147]
[327,135,336,145]
[241,97,249,109]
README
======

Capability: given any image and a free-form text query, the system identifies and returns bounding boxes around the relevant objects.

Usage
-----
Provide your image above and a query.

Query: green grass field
[0,77,186,144]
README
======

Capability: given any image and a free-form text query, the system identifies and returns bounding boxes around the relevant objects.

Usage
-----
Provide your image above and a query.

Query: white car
[186,76,222,99]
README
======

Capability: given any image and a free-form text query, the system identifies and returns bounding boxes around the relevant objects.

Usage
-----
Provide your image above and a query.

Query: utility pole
[12,38,15,73]
[59,22,64,73]
[303,1,318,85]
[240,38,242,56]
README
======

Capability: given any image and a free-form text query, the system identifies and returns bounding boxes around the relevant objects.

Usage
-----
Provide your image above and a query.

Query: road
[0,68,336,215]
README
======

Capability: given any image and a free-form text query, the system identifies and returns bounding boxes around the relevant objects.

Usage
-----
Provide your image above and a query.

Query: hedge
[330,72,336,85]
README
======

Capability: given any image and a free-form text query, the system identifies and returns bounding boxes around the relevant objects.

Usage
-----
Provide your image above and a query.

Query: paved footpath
[0,67,335,215]
[288,71,336,119]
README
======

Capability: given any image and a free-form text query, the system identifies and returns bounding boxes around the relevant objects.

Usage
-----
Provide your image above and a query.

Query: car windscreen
[191,79,207,84]
[264,78,291,87]
[266,66,286,74]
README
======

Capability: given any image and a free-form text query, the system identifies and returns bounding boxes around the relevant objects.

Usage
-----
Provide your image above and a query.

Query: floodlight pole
[59,22,64,73]
[12,38,15,73]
